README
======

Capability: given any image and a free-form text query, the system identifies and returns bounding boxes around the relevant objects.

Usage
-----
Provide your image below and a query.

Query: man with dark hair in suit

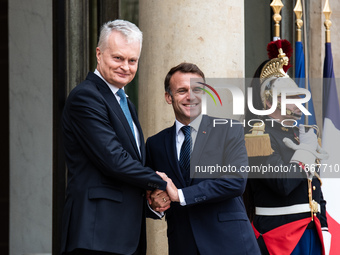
[146,62,260,255]
[60,19,169,255]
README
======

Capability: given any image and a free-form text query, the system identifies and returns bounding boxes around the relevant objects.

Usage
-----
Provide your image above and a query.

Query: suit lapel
[190,115,212,182]
[86,73,140,159]
[165,124,186,187]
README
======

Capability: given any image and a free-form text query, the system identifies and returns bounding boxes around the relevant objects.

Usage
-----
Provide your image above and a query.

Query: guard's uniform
[247,120,328,255]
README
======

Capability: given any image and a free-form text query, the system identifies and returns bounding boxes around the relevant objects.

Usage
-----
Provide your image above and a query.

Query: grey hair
[97,19,143,51]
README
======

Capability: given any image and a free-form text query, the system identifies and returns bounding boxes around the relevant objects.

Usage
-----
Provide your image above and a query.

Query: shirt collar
[94,69,128,97]
[175,114,202,135]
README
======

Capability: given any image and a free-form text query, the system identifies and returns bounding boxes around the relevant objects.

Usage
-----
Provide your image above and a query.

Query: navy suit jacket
[61,72,167,254]
[146,115,260,255]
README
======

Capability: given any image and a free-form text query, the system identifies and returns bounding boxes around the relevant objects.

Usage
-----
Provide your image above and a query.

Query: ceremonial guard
[244,39,331,255]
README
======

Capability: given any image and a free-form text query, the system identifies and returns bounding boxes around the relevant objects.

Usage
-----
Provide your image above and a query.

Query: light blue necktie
[117,89,135,138]
[179,126,192,184]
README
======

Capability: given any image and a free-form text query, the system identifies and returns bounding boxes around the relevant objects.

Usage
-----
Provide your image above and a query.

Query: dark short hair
[164,62,205,94]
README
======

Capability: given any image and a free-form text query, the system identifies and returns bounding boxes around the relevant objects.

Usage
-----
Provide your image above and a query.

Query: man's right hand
[156,171,180,202]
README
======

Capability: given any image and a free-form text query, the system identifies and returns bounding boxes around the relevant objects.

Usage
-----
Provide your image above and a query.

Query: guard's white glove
[322,230,332,255]
[299,124,318,150]
[283,125,329,178]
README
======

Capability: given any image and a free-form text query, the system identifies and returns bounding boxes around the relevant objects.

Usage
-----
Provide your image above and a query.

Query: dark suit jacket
[146,115,260,255]
[61,72,167,254]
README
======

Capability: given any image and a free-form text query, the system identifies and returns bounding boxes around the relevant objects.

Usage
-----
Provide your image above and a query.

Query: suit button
[313,186,316,190]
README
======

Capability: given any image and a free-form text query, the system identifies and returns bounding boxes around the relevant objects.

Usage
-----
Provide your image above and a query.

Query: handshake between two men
[147,171,178,212]
[143,63,261,254]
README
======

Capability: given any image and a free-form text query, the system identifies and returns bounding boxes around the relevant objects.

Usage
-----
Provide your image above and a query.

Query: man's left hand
[146,189,171,212]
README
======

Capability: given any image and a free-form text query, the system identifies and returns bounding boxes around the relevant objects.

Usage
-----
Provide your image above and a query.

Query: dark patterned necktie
[179,126,191,184]
[117,89,135,138]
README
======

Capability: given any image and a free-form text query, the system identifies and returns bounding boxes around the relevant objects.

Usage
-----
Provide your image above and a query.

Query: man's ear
[265,100,272,110]
[96,47,101,64]
[165,92,172,105]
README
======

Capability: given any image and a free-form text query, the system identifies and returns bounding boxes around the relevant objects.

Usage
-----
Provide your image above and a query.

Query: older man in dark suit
[146,63,260,255]
[60,20,168,255]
